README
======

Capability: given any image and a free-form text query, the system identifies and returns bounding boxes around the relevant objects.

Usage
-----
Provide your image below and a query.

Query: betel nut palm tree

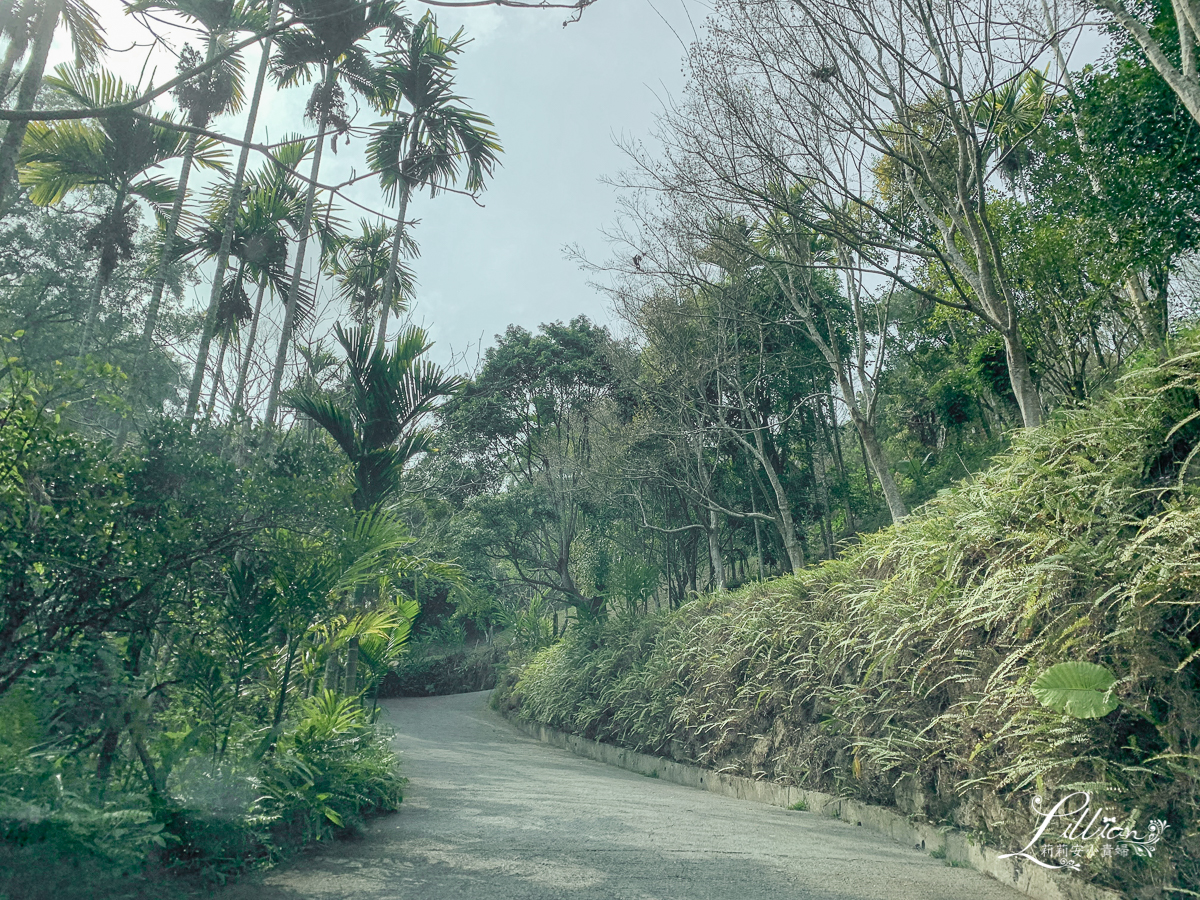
[135,0,267,348]
[17,65,224,356]
[185,0,285,423]
[205,138,325,418]
[288,321,461,695]
[193,136,337,418]
[329,217,416,327]
[0,0,105,210]
[366,12,501,354]
[261,0,409,426]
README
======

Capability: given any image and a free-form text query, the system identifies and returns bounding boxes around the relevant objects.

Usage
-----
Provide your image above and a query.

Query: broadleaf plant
[1031,661,1119,719]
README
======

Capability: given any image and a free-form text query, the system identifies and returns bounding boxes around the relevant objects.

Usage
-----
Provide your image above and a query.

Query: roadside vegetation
[495,338,1200,896]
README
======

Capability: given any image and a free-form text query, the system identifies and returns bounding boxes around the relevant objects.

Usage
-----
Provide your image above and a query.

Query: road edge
[498,707,1125,900]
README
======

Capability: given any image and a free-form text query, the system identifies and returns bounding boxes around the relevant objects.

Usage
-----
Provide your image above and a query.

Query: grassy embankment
[494,342,1200,897]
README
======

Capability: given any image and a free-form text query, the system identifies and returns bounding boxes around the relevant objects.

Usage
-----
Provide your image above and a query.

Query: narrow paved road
[224,691,1022,900]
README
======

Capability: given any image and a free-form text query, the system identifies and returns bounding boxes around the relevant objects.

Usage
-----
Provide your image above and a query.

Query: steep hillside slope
[495,343,1200,898]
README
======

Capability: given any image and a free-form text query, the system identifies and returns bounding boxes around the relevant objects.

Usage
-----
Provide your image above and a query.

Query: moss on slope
[494,342,1200,898]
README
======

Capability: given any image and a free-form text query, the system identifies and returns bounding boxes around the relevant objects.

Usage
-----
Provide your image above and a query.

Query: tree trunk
[77,271,105,361]
[345,636,359,695]
[232,273,268,417]
[376,181,411,354]
[851,412,907,521]
[142,134,200,345]
[265,65,335,426]
[185,0,281,424]
[0,0,60,212]
[1002,326,1042,428]
[0,13,32,102]
[707,507,726,591]
[77,188,127,360]
[95,727,120,784]
[271,634,298,730]
[743,428,805,572]
[205,331,230,421]
[322,652,338,692]
[857,430,877,501]
[806,427,834,558]
[1126,274,1168,353]
[751,488,764,580]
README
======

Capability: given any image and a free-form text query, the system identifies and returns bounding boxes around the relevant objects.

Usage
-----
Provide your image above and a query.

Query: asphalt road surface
[222,691,1023,900]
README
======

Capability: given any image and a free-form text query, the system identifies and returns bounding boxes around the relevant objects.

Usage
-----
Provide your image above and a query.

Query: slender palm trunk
[185,0,280,423]
[203,259,247,420]
[271,633,298,730]
[77,187,127,360]
[232,272,267,417]
[143,105,210,343]
[0,0,61,212]
[376,180,412,354]
[205,332,230,420]
[142,136,199,344]
[77,274,104,360]
[264,64,335,425]
[0,16,32,101]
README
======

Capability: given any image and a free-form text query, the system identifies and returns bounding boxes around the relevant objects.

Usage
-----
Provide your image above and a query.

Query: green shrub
[381,639,506,696]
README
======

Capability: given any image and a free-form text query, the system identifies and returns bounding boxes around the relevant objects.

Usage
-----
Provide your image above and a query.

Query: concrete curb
[501,711,1125,900]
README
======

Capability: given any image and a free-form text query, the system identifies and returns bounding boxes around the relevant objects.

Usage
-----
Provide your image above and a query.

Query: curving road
[223,691,1022,900]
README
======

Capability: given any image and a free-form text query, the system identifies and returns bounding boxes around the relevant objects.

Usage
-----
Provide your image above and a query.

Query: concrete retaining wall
[502,712,1125,900]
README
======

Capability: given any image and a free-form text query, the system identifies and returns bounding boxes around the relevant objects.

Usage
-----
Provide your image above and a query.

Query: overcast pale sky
[52,0,700,371]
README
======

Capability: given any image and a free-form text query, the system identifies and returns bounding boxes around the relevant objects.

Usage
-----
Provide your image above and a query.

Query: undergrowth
[494,341,1200,898]
[0,689,405,899]
[380,637,508,697]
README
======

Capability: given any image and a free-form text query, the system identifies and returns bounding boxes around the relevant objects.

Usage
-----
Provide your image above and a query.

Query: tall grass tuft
[495,341,1200,896]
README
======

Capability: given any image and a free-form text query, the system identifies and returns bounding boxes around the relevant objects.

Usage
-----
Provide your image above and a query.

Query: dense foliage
[0,359,425,896]
[496,340,1200,896]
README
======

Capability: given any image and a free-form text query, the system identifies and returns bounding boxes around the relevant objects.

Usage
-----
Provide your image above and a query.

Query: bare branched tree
[637,0,1052,428]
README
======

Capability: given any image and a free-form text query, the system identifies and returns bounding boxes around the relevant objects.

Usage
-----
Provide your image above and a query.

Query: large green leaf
[1031,661,1119,719]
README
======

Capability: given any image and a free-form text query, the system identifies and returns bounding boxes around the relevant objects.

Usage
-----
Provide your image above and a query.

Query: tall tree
[289,322,462,513]
[136,0,263,347]
[192,138,325,418]
[17,66,224,356]
[441,318,628,616]
[329,217,415,326]
[365,12,501,353]
[184,0,283,423]
[1091,0,1200,126]
[0,0,104,210]
[656,0,1050,426]
[262,0,408,426]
